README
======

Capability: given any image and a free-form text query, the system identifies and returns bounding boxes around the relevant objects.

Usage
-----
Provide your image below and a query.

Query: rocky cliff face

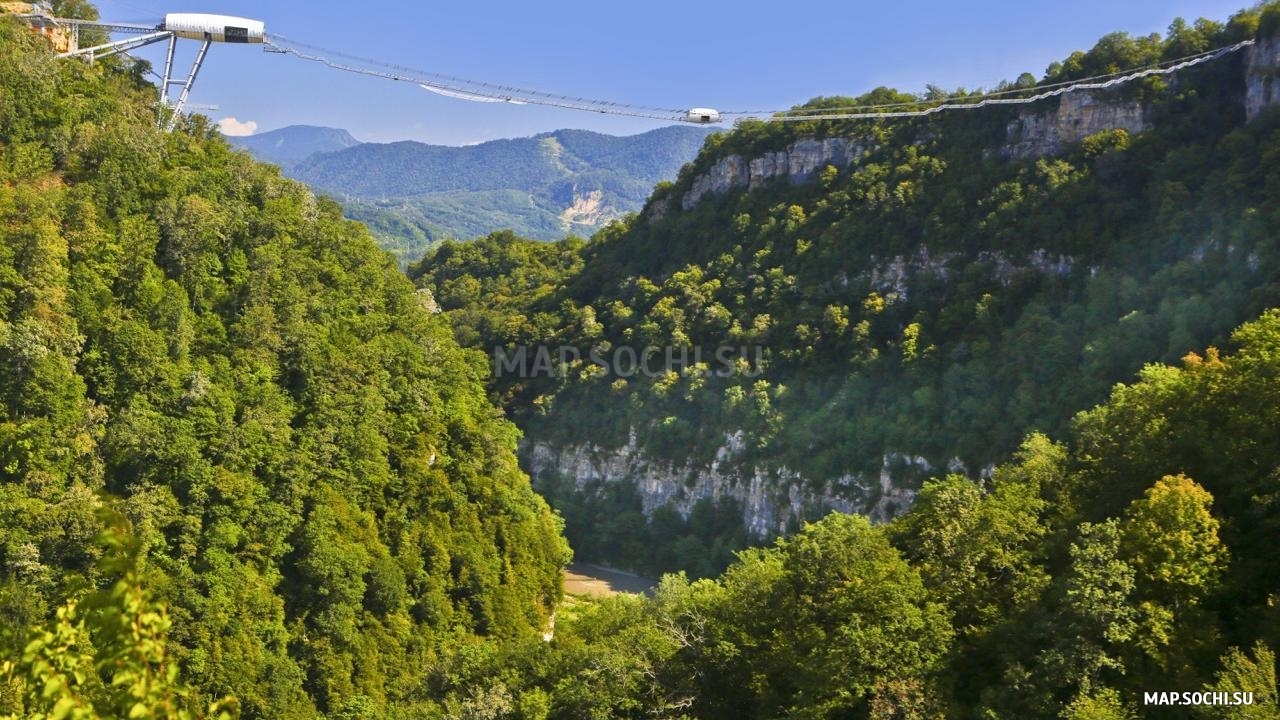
[680,137,870,210]
[559,188,618,231]
[669,86,1151,213]
[523,433,923,537]
[865,247,1075,301]
[671,42,1280,214]
[1247,35,1280,121]
[1002,89,1148,160]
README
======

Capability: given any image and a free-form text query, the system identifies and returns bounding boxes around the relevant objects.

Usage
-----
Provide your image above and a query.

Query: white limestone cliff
[523,432,926,537]
[680,137,870,210]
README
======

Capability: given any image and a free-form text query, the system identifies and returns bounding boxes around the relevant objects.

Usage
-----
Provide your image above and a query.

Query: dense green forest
[416,5,1280,577]
[0,8,568,717]
[6,1,1280,718]
[423,311,1280,719]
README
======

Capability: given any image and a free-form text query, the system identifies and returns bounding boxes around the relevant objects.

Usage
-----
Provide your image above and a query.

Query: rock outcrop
[559,188,618,230]
[1002,89,1149,160]
[867,247,1074,301]
[673,87,1151,212]
[523,432,924,537]
[666,38,1280,215]
[681,137,869,210]
[1247,35,1280,121]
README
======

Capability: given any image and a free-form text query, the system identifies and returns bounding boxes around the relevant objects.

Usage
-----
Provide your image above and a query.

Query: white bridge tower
[13,8,264,129]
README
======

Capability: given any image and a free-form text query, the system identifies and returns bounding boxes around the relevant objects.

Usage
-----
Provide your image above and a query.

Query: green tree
[1060,688,1136,720]
[702,514,950,719]
[1202,642,1280,720]
[1042,521,1136,702]
[1119,474,1226,673]
[1,513,236,720]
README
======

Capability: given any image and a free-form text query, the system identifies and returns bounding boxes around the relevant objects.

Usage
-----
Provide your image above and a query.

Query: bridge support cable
[263,36,692,122]
[17,13,1260,128]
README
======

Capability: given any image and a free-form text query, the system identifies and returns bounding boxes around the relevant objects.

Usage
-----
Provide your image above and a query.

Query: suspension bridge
[3,4,1258,130]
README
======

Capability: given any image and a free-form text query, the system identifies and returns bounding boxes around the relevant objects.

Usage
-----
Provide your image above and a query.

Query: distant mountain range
[228,125,361,170]
[227,125,717,262]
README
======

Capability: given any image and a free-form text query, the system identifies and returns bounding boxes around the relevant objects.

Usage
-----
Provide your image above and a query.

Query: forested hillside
[0,13,568,718]
[416,5,1280,577]
[293,127,714,201]
[432,311,1280,719]
[237,126,717,263]
[8,2,1280,719]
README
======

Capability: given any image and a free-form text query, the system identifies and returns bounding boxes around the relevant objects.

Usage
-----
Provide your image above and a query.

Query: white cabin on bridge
[162,13,264,43]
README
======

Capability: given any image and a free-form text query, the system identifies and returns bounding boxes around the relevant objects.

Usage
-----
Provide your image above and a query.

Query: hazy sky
[89,0,1253,145]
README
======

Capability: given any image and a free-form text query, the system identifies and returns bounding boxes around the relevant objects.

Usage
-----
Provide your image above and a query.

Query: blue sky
[90,0,1253,145]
